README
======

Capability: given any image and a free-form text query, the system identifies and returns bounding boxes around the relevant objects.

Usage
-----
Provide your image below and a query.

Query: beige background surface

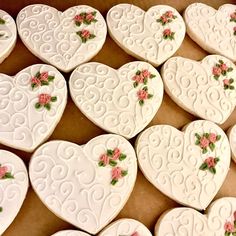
[0,0,235,235]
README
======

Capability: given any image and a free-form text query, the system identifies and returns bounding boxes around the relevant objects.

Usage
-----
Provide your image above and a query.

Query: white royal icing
[107,4,186,66]
[184,3,236,62]
[29,135,137,234]
[0,9,17,64]
[161,55,236,124]
[136,120,230,210]
[17,4,107,72]
[69,61,164,139]
[0,150,29,235]
[0,64,67,152]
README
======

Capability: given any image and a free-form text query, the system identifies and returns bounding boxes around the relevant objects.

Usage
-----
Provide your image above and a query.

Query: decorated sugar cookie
[136,120,230,210]
[69,61,163,139]
[155,197,236,236]
[29,134,137,234]
[0,150,29,235]
[98,218,152,236]
[107,4,185,66]
[0,64,67,152]
[161,55,236,124]
[227,124,236,163]
[0,9,17,64]
[184,3,236,62]
[52,230,90,236]
[17,5,107,72]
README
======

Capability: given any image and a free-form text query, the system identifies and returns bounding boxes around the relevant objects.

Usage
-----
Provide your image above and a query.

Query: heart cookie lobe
[0,150,29,235]
[155,197,236,236]
[161,55,236,124]
[69,61,164,139]
[0,9,17,64]
[17,4,107,72]
[136,120,230,210]
[107,4,186,66]
[98,218,152,236]
[0,64,67,152]
[29,134,137,234]
[184,3,236,62]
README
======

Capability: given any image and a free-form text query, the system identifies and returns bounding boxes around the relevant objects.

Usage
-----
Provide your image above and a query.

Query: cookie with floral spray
[0,150,28,235]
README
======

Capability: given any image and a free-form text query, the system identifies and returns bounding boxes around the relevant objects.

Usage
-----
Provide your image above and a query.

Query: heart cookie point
[136,120,231,210]
[107,4,186,66]
[69,61,164,139]
[184,3,236,62]
[0,64,67,152]
[29,135,137,234]
[162,55,236,124]
[0,150,29,235]
[16,4,107,72]
[0,9,17,64]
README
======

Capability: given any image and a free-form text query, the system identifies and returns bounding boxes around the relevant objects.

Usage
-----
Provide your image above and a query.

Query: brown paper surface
[0,0,235,235]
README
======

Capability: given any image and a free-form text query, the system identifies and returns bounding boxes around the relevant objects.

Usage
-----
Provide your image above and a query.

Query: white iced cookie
[155,197,236,236]
[184,3,236,62]
[161,55,236,124]
[16,4,107,72]
[0,10,17,64]
[29,134,137,234]
[51,230,90,236]
[107,4,186,66]
[0,150,29,235]
[136,120,230,210]
[98,218,152,236]
[0,64,67,152]
[227,124,236,163]
[69,61,163,139]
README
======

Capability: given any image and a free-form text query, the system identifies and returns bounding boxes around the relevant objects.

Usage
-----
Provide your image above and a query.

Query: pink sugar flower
[212,67,221,76]
[0,166,8,179]
[112,148,121,160]
[111,167,122,180]
[142,69,151,78]
[39,94,51,105]
[40,72,49,81]
[99,154,109,166]
[224,221,234,232]
[205,157,215,168]
[137,89,148,100]
[209,133,217,143]
[200,136,209,148]
[81,29,90,39]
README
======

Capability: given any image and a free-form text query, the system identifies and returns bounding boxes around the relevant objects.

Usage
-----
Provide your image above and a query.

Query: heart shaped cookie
[184,3,236,62]
[107,4,186,66]
[0,150,29,235]
[155,197,236,236]
[52,230,90,236]
[0,9,17,64]
[161,55,236,124]
[136,120,230,210]
[227,125,236,163]
[16,4,107,72]
[29,135,137,234]
[0,64,67,152]
[98,218,152,236]
[69,61,163,139]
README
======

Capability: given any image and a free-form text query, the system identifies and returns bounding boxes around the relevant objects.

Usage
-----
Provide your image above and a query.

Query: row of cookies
[1,3,235,71]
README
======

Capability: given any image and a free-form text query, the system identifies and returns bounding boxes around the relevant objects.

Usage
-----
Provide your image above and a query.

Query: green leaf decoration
[107,149,114,156]
[199,162,208,170]
[92,11,97,16]
[121,170,128,176]
[0,33,4,37]
[119,154,126,161]
[195,140,200,145]
[35,72,41,78]
[204,133,209,138]
[3,172,14,179]
[156,19,161,22]
[150,74,156,78]
[44,103,51,111]
[209,167,216,174]
[109,160,117,167]
[75,21,81,27]
[229,78,234,83]
[143,86,148,91]
[0,18,5,24]
[51,96,57,102]
[195,133,201,139]
[209,142,215,152]
[35,103,41,109]
[216,135,221,141]
[139,100,144,106]
[225,232,230,236]
[41,81,49,86]
[89,34,96,40]
[227,67,233,72]
[133,82,138,88]
[202,148,207,154]
[222,70,227,76]
[234,220,236,229]
[92,19,98,23]
[232,232,236,236]
[144,78,148,85]
[230,86,235,90]
[219,60,224,64]
[31,83,37,89]
[214,157,220,163]
[98,161,104,167]
[0,207,2,212]
[111,179,118,185]
[136,70,141,75]
[148,94,153,99]
[214,75,219,80]
[48,75,55,82]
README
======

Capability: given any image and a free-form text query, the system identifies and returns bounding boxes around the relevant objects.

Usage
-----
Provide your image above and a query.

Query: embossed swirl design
[0,64,67,151]
[137,120,231,210]
[162,56,236,124]
[107,4,185,65]
[17,5,107,71]
[30,136,137,234]
[69,62,163,139]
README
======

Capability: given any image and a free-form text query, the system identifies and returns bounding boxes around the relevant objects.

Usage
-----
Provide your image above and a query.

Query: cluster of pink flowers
[195,132,221,154]
[224,211,236,235]
[223,78,235,90]
[31,71,55,89]
[163,28,175,40]
[137,87,153,106]
[74,11,97,26]
[132,69,156,87]
[199,156,219,174]
[0,164,14,179]
[77,29,96,43]
[35,93,57,111]
[98,148,128,185]
[212,60,233,80]
[157,10,177,25]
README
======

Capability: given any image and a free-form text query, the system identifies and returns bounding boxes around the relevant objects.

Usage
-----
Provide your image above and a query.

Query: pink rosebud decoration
[200,136,209,148]
[81,29,90,39]
[40,72,49,81]
[224,221,234,232]
[234,26,236,32]
[39,93,51,105]
[204,157,215,168]
[112,148,121,160]
[31,77,41,86]
[100,154,109,166]
[0,166,8,179]
[212,67,221,76]
[74,14,84,22]
[142,69,151,78]
[137,89,148,100]
[86,12,94,21]
[132,75,143,83]
[163,29,172,36]
[111,167,122,180]
[220,63,228,71]
[223,79,230,86]
[209,133,217,143]
[160,15,168,23]
[230,12,236,20]
[165,10,174,18]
